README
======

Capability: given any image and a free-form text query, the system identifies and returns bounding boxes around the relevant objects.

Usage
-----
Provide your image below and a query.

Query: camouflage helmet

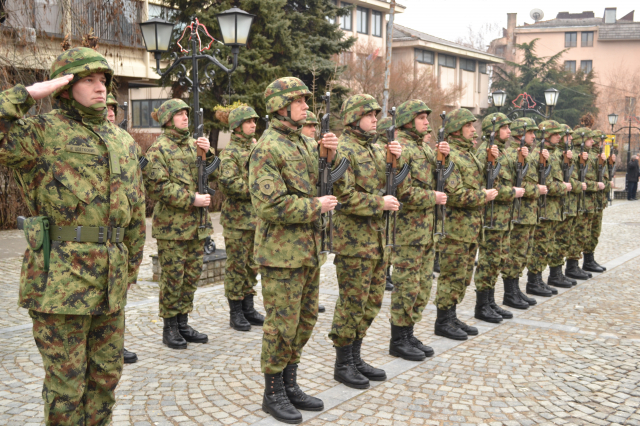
[538,120,563,139]
[228,106,259,131]
[264,77,312,114]
[50,47,114,99]
[341,94,381,126]
[152,99,191,127]
[591,129,605,145]
[573,127,593,144]
[427,125,433,134]
[561,124,574,135]
[395,99,432,128]
[510,117,538,137]
[481,112,511,135]
[106,93,118,107]
[304,111,319,125]
[444,108,477,137]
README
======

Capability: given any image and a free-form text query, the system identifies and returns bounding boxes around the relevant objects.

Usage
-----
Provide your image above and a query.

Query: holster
[17,216,51,271]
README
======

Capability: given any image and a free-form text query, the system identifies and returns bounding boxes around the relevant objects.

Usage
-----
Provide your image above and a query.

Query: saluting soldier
[388,100,448,360]
[434,109,498,341]
[583,130,609,272]
[144,99,211,349]
[219,106,265,331]
[474,113,525,322]
[375,116,396,291]
[0,47,146,424]
[249,77,339,424]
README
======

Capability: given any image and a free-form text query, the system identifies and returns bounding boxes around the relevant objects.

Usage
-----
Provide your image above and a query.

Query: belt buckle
[115,227,121,243]
[75,225,83,242]
[107,226,112,243]
[98,226,105,244]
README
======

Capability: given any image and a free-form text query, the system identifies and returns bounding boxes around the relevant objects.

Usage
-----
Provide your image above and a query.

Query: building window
[564,60,576,73]
[460,58,476,72]
[415,48,434,64]
[565,32,577,47]
[439,53,456,68]
[340,2,352,31]
[581,31,594,47]
[327,0,337,25]
[580,60,593,73]
[132,99,168,128]
[372,10,382,37]
[479,62,488,74]
[495,46,505,56]
[356,6,369,34]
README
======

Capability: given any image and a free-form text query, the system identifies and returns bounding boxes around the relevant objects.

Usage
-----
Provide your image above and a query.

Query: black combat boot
[538,272,558,295]
[334,345,370,389]
[583,253,605,273]
[488,288,513,318]
[565,259,590,280]
[517,280,537,306]
[389,324,426,361]
[591,254,606,271]
[502,278,529,310]
[228,299,251,331]
[406,325,434,357]
[177,313,208,343]
[263,373,302,424]
[385,266,394,291]
[434,307,468,341]
[283,364,324,411]
[452,305,479,335]
[548,266,572,288]
[352,339,387,380]
[433,252,440,273]
[526,271,552,297]
[163,316,187,349]
[474,290,503,323]
[123,348,138,364]
[242,295,265,326]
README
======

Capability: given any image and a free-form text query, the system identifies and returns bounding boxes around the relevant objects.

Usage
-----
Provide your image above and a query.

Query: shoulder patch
[258,177,275,196]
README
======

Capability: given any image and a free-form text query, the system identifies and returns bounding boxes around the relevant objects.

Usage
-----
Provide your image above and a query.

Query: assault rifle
[607,143,617,206]
[596,135,606,211]
[317,92,349,254]
[561,132,575,218]
[484,117,501,229]
[512,135,530,224]
[384,107,410,247]
[263,115,270,129]
[195,107,221,229]
[578,134,588,213]
[434,111,454,236]
[537,128,552,222]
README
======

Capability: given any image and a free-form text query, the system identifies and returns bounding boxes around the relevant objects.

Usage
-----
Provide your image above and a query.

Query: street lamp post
[491,90,506,112]
[493,88,560,120]
[608,112,640,165]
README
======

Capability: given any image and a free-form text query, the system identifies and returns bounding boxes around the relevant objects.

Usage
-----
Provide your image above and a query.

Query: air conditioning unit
[15,27,36,46]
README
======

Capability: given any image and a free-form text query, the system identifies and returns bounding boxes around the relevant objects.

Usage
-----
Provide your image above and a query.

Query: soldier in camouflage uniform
[375,116,396,291]
[434,108,498,341]
[526,120,572,292]
[388,99,449,360]
[501,117,550,303]
[0,47,146,425]
[327,95,402,389]
[565,128,593,280]
[583,130,609,272]
[144,99,211,350]
[474,113,525,322]
[249,77,339,424]
[219,106,265,332]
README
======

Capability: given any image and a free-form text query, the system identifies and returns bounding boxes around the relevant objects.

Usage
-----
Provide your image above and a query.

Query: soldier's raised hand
[320,132,339,151]
[193,193,211,207]
[436,141,450,157]
[388,141,402,159]
[382,195,400,211]
[490,145,499,158]
[519,146,529,157]
[195,137,210,152]
[566,150,573,159]
[582,152,589,161]
[542,149,550,160]
[26,75,74,100]
[318,195,338,213]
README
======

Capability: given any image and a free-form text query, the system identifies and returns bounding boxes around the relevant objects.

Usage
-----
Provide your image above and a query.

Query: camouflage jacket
[0,85,145,315]
[506,139,540,226]
[248,118,324,268]
[591,147,609,210]
[219,132,257,234]
[443,135,487,243]
[555,142,581,217]
[540,143,566,221]
[476,139,516,231]
[144,129,213,240]
[583,147,600,212]
[394,129,437,245]
[332,129,386,258]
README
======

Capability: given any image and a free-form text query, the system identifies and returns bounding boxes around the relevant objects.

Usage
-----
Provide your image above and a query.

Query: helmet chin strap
[274,104,305,127]
[350,118,375,138]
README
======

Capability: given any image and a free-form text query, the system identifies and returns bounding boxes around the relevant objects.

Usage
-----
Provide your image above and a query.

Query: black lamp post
[491,90,506,112]
[608,112,640,164]
[497,88,560,119]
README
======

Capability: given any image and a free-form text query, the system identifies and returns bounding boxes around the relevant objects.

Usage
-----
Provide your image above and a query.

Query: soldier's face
[359,110,377,133]
[549,133,561,144]
[107,106,116,123]
[241,118,256,135]
[461,122,475,139]
[413,113,429,133]
[499,125,511,139]
[70,72,107,109]
[173,110,189,129]
[524,130,535,145]
[585,138,594,148]
[301,124,317,139]
[289,96,309,122]
[423,133,432,143]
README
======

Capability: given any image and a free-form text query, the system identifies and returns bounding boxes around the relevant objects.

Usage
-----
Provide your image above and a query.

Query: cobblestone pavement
[0,201,639,425]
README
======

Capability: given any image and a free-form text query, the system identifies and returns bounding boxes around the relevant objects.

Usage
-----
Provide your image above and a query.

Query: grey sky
[393,1,637,46]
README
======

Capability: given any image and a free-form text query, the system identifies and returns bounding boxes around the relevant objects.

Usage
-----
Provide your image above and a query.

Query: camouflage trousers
[549,216,575,267]
[527,219,559,274]
[390,244,434,327]
[585,210,603,253]
[261,265,320,374]
[30,309,124,426]
[223,229,258,301]
[158,239,203,318]
[501,224,535,279]
[475,229,510,291]
[435,238,477,310]
[329,256,386,347]
[567,212,591,260]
